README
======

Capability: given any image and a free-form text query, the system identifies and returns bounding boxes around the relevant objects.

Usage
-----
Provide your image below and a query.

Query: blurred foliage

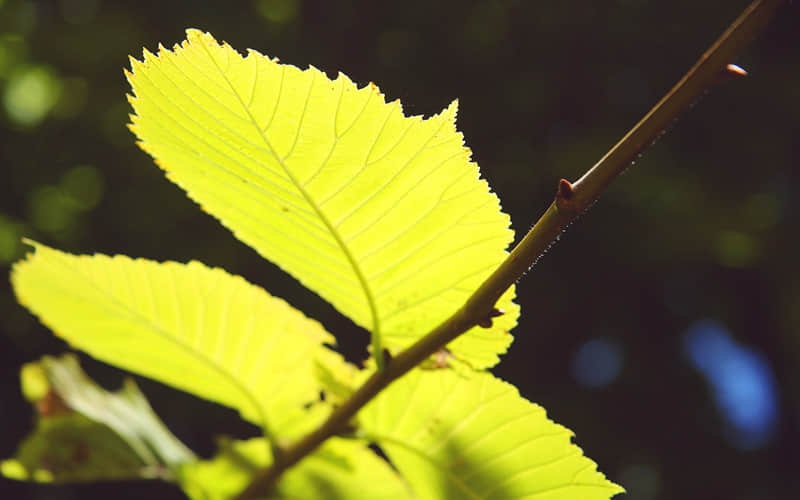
[0,1,797,499]
[3,355,196,484]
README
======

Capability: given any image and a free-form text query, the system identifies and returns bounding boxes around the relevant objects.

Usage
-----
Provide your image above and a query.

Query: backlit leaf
[179,437,412,500]
[126,29,518,368]
[360,369,624,500]
[11,242,342,436]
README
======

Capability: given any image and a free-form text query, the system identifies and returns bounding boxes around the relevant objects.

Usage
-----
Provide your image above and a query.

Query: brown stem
[235,1,783,497]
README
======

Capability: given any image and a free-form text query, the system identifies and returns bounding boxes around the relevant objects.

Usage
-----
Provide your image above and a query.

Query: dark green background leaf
[2,355,195,483]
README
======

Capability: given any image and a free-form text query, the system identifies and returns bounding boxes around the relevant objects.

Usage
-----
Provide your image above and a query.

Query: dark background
[1,0,798,498]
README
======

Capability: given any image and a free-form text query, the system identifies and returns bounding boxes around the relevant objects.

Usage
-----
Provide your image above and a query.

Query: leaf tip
[246,47,265,60]
[10,240,49,279]
[20,237,39,248]
[432,99,459,129]
[366,81,385,99]
[184,28,207,43]
[335,70,349,82]
[125,55,142,75]
[447,99,459,117]
[156,42,169,56]
[125,93,136,106]
[134,139,151,154]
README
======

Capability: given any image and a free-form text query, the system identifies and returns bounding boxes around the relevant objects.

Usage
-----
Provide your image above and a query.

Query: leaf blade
[179,437,413,500]
[127,30,519,368]
[360,369,624,500]
[11,242,337,435]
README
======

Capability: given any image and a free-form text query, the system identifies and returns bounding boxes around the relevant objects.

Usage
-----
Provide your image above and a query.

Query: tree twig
[235,1,783,497]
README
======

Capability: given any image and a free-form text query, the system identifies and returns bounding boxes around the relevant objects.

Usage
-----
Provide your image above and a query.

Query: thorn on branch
[477,307,505,328]
[715,63,748,85]
[489,307,505,318]
[381,348,393,366]
[554,178,580,220]
[557,178,574,200]
[726,63,748,77]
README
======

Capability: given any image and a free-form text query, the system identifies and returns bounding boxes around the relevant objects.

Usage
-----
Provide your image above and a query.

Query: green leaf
[11,242,342,436]
[359,369,624,500]
[179,437,413,500]
[126,29,519,369]
[2,414,150,483]
[313,346,362,404]
[2,354,195,483]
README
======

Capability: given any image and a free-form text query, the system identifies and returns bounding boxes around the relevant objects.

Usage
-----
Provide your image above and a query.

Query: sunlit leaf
[360,369,624,500]
[313,346,362,404]
[1,354,194,483]
[3,64,61,127]
[126,29,518,368]
[179,437,412,500]
[11,242,348,435]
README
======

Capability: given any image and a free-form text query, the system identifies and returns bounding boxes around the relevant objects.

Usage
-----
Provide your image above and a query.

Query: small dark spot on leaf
[71,442,90,464]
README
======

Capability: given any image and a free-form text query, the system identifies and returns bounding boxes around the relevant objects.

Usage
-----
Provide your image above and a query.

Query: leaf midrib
[29,249,273,438]
[197,39,384,360]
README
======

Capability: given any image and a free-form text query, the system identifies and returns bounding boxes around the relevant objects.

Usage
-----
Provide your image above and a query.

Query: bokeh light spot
[26,166,104,235]
[0,215,23,264]
[713,230,758,268]
[743,192,780,231]
[3,65,61,127]
[255,0,299,24]
[61,165,104,210]
[28,186,77,233]
[618,463,661,500]
[683,319,778,450]
[571,337,624,388]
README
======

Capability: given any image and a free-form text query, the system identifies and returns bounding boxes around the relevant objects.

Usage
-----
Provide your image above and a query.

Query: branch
[235,1,783,497]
